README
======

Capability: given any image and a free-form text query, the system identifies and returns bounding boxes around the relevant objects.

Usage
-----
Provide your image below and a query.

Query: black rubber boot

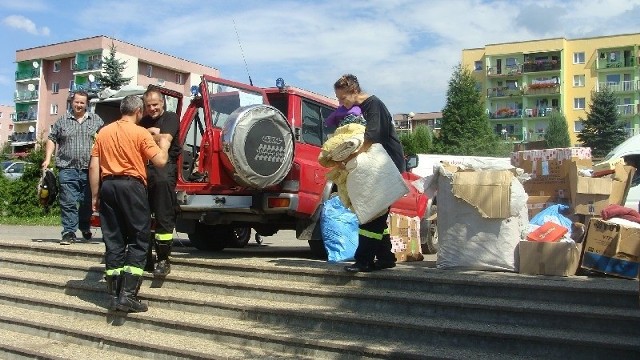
[116,272,148,313]
[105,274,121,311]
[153,241,172,277]
[144,238,155,272]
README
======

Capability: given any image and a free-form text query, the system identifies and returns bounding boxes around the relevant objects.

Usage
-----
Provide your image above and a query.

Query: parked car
[602,134,640,211]
[2,161,28,180]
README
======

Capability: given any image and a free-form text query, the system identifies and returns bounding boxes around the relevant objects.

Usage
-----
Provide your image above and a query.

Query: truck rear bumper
[177,192,299,214]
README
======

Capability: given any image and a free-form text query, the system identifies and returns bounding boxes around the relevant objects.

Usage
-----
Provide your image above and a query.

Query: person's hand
[41,159,50,169]
[157,134,171,150]
[148,127,161,136]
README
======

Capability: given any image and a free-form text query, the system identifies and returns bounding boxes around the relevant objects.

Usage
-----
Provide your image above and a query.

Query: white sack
[435,164,528,271]
[346,144,409,224]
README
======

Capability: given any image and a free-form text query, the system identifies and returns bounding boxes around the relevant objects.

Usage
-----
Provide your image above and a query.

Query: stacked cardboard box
[518,241,582,276]
[581,218,640,279]
[511,147,592,201]
[388,213,423,262]
[570,162,636,216]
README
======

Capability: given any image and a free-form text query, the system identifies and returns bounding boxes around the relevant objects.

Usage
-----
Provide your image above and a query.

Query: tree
[413,125,432,154]
[399,132,417,155]
[544,111,571,149]
[95,42,133,90]
[577,87,627,158]
[435,64,504,156]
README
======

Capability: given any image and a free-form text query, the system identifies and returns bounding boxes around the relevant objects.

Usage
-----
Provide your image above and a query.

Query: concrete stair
[0,240,638,359]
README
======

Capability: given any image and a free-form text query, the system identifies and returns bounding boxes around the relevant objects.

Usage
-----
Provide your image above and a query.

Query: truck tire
[420,200,438,255]
[221,104,294,189]
[225,227,252,248]
[188,223,227,251]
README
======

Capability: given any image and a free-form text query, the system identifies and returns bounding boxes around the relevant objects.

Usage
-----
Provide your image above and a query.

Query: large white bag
[345,144,409,224]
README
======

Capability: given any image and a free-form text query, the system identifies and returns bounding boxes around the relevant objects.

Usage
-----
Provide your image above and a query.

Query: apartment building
[393,112,443,135]
[462,33,640,145]
[11,35,220,153]
[0,104,16,150]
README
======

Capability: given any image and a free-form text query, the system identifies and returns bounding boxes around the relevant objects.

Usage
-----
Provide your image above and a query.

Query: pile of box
[513,147,639,279]
[388,214,424,262]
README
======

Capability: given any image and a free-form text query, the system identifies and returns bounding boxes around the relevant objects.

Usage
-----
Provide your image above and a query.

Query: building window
[70,59,74,70]
[53,60,61,72]
[0,112,2,118]
[474,61,482,71]
[574,120,585,132]
[146,65,153,77]
[50,104,58,115]
[573,75,585,87]
[52,82,60,93]
[573,52,585,64]
[574,98,586,109]
[69,80,75,91]
[175,73,183,84]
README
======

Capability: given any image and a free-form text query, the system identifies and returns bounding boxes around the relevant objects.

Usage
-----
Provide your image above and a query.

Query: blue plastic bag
[320,196,359,263]
[530,204,572,237]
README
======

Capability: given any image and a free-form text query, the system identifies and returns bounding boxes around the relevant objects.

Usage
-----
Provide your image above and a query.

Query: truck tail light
[267,197,290,208]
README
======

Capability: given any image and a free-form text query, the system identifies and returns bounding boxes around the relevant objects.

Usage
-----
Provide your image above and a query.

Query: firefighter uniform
[139,108,180,276]
[90,97,168,312]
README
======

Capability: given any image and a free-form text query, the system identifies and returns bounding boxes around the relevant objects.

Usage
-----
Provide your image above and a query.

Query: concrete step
[0,272,639,359]
[1,249,638,311]
[1,264,639,340]
[0,328,147,360]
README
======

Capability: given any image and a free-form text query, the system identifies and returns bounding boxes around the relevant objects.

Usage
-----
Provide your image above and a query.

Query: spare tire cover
[221,104,294,188]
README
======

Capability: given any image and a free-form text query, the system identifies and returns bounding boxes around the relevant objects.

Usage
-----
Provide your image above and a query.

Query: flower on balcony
[495,107,518,117]
[528,82,558,90]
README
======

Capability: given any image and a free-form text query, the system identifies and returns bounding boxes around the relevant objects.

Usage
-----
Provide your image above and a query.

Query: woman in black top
[333,74,405,272]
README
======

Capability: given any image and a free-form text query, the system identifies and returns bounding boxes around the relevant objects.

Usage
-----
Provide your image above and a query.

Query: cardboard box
[389,213,423,262]
[511,147,592,199]
[518,240,581,276]
[527,195,558,219]
[581,218,640,279]
[526,221,568,242]
[570,163,635,216]
[451,170,513,218]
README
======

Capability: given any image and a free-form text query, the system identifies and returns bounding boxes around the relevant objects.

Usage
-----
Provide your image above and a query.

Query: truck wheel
[225,227,252,248]
[308,240,327,260]
[188,223,227,251]
[420,202,438,255]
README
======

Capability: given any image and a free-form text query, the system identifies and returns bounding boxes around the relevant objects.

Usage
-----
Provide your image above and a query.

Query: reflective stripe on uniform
[155,233,173,242]
[105,268,123,276]
[358,227,390,240]
[123,266,144,275]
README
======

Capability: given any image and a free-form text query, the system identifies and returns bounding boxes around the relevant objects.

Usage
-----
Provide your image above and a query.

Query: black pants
[354,209,395,266]
[146,163,178,236]
[100,178,151,271]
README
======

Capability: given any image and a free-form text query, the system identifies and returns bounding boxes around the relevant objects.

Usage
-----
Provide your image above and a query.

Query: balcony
[522,60,561,73]
[489,108,521,119]
[617,104,637,116]
[9,131,36,144]
[523,107,557,118]
[487,87,521,98]
[14,111,37,123]
[15,69,40,81]
[73,60,102,72]
[14,91,38,102]
[487,65,522,77]
[524,84,560,96]
[597,81,635,92]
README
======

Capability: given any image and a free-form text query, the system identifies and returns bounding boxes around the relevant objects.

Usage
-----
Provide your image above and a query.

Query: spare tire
[221,104,294,188]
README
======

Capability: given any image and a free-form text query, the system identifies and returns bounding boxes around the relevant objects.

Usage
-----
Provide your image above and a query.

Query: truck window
[206,81,263,128]
[301,100,330,146]
[181,108,206,180]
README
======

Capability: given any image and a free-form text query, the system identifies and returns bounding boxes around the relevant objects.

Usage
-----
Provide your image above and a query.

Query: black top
[139,111,180,162]
[360,95,405,172]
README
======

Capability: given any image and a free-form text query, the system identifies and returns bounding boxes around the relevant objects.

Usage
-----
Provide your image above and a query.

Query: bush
[0,141,60,222]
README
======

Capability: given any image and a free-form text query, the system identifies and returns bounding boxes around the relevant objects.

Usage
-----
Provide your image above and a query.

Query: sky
[2,0,640,115]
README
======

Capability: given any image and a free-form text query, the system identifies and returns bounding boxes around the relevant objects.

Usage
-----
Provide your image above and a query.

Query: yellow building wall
[463,33,640,145]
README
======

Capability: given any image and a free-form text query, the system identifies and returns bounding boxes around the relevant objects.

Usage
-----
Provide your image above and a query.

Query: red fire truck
[92,75,434,256]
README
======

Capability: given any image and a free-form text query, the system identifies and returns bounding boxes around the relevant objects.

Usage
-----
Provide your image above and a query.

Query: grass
[0,215,61,226]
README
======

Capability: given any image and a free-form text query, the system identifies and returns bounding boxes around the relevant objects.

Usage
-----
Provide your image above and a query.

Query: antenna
[233,19,253,86]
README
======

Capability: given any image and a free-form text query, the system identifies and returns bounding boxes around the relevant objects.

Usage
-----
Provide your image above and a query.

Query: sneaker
[81,230,92,241]
[60,232,76,245]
